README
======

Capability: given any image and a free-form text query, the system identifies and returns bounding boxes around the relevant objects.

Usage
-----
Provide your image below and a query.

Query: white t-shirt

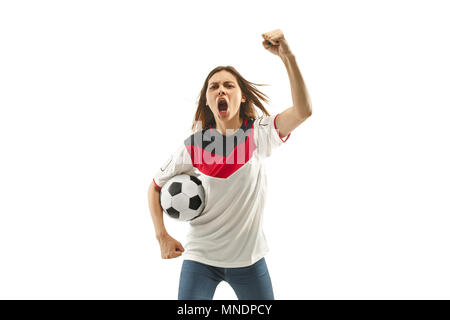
[153,114,291,267]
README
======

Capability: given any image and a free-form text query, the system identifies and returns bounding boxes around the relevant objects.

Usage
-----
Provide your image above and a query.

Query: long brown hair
[191,66,271,133]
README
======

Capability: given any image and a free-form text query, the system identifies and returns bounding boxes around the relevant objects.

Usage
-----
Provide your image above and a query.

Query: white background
[1,0,449,299]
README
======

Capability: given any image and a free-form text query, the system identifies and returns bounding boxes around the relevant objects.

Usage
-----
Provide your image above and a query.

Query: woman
[148,29,312,300]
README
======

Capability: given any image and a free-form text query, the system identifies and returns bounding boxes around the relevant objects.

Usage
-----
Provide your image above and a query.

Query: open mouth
[218,100,228,114]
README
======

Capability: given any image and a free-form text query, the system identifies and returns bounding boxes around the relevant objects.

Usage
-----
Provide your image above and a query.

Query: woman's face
[206,70,245,123]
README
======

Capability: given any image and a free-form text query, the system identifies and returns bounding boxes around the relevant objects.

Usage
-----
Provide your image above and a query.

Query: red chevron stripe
[186,126,256,178]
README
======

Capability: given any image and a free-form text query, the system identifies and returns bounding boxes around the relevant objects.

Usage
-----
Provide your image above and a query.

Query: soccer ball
[160,174,205,221]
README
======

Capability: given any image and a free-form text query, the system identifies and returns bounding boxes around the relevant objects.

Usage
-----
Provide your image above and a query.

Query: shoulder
[253,115,276,128]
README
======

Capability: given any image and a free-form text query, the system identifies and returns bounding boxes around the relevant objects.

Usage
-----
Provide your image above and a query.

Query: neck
[215,114,243,136]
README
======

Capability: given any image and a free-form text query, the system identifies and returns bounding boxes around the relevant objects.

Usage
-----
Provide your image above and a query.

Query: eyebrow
[209,81,235,85]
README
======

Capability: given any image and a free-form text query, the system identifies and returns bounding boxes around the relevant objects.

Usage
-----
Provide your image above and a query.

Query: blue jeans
[178,257,274,300]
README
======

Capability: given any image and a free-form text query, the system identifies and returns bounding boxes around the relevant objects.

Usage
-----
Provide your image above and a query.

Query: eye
[209,85,234,89]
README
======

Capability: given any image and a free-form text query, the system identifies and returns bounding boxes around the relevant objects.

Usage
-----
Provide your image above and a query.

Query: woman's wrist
[156,230,169,241]
[280,52,296,62]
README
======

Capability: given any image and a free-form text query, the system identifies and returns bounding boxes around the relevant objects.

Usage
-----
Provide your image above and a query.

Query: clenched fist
[261,29,293,58]
[158,233,185,259]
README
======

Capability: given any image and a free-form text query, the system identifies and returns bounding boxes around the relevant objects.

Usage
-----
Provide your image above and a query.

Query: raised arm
[262,29,312,139]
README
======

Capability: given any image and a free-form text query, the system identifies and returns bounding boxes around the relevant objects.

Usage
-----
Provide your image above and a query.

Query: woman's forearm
[148,182,168,240]
[281,53,313,119]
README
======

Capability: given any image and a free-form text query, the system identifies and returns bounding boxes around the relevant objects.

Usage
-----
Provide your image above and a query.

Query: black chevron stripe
[184,118,254,157]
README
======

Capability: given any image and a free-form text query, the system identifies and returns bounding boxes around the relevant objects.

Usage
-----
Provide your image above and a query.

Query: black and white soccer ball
[160,174,205,221]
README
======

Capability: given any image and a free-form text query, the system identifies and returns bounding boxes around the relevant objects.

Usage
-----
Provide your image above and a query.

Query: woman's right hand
[157,233,185,259]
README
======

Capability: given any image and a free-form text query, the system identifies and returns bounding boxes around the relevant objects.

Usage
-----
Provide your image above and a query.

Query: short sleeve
[253,113,291,158]
[152,144,193,190]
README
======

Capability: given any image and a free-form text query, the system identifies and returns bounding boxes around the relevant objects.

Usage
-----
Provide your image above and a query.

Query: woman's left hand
[261,29,293,58]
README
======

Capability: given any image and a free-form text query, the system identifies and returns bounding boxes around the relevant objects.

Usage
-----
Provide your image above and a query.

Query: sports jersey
[153,114,291,268]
